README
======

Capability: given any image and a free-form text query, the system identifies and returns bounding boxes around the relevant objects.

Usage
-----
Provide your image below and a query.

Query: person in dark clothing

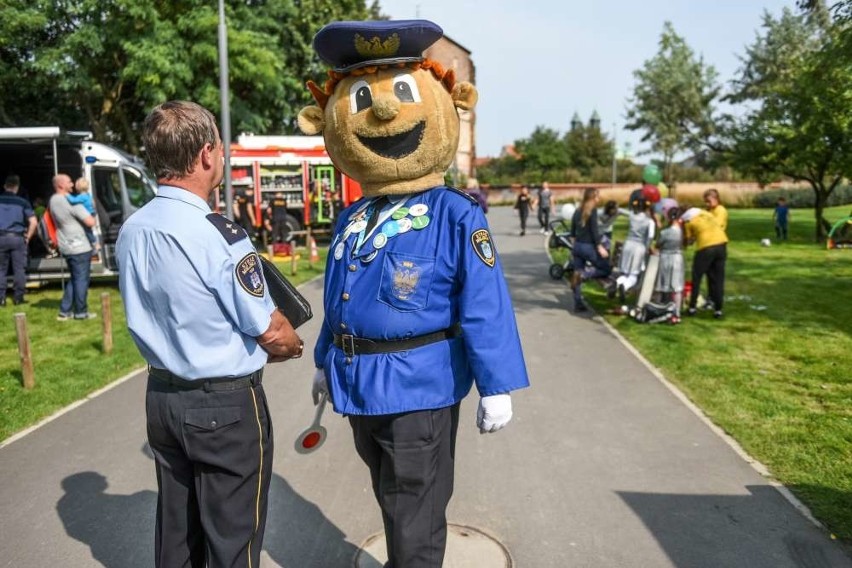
[773,197,790,241]
[569,187,611,312]
[234,187,257,238]
[514,185,532,235]
[267,192,291,243]
[0,175,38,305]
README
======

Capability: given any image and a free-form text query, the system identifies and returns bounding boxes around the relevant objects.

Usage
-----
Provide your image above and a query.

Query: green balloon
[643,164,662,185]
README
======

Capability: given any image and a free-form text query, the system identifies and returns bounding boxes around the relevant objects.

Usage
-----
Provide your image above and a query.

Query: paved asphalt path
[1,205,850,568]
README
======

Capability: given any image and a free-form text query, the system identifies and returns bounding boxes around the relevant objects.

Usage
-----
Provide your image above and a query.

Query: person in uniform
[116,100,303,568]
[267,191,290,243]
[234,186,257,239]
[0,175,37,306]
[298,20,529,567]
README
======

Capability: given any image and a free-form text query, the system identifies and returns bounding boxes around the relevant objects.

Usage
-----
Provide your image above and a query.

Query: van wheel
[279,214,302,242]
[549,263,565,280]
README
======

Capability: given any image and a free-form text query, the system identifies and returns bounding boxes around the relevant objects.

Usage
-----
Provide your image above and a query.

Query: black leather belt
[333,323,462,356]
[148,367,263,391]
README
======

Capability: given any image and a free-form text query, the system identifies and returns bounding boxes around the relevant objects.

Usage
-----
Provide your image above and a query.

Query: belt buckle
[341,334,355,357]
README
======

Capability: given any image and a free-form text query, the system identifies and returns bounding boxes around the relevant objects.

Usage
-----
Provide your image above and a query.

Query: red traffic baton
[295,391,328,454]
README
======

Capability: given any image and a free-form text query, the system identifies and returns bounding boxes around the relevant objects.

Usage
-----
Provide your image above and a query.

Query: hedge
[752,185,852,208]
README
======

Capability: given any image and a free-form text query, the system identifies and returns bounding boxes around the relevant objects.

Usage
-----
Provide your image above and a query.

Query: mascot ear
[298,106,325,135]
[452,81,478,111]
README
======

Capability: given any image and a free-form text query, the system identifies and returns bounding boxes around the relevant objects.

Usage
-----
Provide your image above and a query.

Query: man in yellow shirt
[683,206,728,319]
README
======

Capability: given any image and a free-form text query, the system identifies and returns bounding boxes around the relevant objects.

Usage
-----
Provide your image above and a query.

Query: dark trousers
[59,251,92,316]
[519,210,529,233]
[271,218,289,243]
[350,403,460,568]
[0,234,27,302]
[538,208,551,229]
[775,221,788,240]
[145,374,273,568]
[690,243,727,310]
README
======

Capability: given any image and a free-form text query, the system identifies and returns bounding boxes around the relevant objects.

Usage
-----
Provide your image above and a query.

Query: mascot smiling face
[297,20,478,197]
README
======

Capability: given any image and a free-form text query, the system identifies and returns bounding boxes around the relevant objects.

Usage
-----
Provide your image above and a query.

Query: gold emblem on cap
[354,33,401,58]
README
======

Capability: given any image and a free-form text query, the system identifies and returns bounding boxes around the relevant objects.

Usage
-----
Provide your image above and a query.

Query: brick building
[425,35,476,183]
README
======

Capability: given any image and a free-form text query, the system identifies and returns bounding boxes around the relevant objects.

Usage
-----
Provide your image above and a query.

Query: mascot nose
[372,97,400,121]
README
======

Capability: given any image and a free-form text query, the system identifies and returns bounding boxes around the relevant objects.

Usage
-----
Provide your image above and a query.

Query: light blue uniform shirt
[314,186,529,415]
[117,185,274,379]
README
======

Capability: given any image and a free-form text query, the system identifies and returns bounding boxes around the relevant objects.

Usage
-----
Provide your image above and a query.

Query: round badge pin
[412,215,430,230]
[372,232,388,249]
[397,218,413,233]
[392,207,409,220]
[409,203,429,217]
[381,221,400,238]
[334,242,344,260]
[350,220,367,233]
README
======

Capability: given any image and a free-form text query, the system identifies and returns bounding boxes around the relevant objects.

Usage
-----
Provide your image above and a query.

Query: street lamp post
[218,0,234,220]
[611,122,617,189]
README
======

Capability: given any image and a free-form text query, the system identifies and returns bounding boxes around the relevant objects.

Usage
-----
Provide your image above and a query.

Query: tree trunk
[813,182,828,243]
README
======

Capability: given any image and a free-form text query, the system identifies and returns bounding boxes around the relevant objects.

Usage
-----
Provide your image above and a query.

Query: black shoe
[686,307,698,316]
[714,310,723,319]
[12,298,26,305]
[574,298,589,312]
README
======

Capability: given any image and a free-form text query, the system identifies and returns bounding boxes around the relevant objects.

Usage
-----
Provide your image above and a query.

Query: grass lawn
[554,205,852,541]
[0,248,327,442]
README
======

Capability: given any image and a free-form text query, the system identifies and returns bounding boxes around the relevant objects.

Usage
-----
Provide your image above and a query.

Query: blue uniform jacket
[314,186,529,415]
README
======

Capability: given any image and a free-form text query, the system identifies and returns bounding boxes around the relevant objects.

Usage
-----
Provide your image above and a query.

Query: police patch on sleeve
[471,229,496,268]
[207,213,248,245]
[236,253,265,297]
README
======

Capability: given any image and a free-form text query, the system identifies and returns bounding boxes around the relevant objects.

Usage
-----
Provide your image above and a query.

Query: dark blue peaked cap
[313,20,443,73]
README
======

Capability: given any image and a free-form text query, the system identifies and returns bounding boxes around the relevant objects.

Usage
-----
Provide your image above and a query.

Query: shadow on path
[57,444,371,567]
[619,485,852,568]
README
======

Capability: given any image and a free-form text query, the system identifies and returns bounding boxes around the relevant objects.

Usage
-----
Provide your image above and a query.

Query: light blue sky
[378,0,798,159]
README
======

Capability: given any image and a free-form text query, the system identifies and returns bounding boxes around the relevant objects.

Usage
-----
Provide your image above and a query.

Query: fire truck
[229,134,362,240]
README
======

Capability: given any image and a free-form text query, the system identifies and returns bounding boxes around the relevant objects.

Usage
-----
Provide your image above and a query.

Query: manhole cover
[353,523,513,567]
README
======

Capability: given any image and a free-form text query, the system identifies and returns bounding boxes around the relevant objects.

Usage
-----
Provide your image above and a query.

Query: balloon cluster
[641,164,663,204]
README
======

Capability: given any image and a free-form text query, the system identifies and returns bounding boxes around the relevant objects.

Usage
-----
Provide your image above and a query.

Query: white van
[0,127,157,280]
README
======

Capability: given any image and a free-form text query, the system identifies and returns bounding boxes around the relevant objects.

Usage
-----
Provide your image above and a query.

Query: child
[614,195,655,304]
[68,177,100,255]
[597,199,629,254]
[773,197,790,241]
[653,206,684,323]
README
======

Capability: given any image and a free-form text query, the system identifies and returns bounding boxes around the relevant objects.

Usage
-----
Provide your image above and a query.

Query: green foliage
[563,122,614,176]
[723,7,852,241]
[514,126,569,181]
[752,185,852,208]
[0,0,375,152]
[553,206,852,540]
[625,22,720,181]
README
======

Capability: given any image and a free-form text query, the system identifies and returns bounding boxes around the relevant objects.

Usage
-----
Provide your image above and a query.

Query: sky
[377,0,799,159]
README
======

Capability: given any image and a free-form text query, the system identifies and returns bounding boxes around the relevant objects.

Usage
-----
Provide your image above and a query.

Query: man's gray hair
[143,101,219,180]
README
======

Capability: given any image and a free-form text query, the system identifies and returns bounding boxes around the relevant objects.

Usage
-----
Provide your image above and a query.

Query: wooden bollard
[14,313,35,389]
[101,292,113,354]
[290,239,298,276]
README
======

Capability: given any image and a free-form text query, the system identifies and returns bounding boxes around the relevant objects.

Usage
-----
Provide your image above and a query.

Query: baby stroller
[547,219,575,279]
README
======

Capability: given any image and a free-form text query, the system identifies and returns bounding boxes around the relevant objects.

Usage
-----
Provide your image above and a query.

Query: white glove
[476,394,513,434]
[312,368,328,405]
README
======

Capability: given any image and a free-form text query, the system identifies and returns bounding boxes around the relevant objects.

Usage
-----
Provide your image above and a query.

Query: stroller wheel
[549,263,565,280]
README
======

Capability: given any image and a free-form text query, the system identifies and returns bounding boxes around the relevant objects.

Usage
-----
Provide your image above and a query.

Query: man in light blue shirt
[117,100,303,568]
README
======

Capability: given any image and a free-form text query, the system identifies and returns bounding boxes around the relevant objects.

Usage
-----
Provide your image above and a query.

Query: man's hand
[312,368,328,405]
[257,309,302,361]
[476,394,513,434]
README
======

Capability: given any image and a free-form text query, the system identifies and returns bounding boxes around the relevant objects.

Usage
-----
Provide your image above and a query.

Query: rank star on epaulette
[207,213,248,245]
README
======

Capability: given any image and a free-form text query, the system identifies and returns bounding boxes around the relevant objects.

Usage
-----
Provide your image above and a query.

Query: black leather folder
[260,256,313,328]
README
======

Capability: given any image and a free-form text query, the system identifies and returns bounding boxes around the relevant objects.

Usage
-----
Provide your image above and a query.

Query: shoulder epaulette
[206,213,248,245]
[445,186,479,207]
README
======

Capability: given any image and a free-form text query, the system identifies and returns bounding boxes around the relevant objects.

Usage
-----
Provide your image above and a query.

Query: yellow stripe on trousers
[247,387,264,568]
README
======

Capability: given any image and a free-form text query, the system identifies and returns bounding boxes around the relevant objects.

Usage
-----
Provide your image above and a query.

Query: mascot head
[298,20,478,197]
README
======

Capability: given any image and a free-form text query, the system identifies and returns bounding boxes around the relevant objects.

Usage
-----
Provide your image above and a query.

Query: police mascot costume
[300,19,529,567]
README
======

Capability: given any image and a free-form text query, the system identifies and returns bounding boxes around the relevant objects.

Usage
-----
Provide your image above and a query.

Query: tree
[723,6,852,241]
[514,126,569,182]
[0,0,376,152]
[625,22,720,189]
[563,122,614,177]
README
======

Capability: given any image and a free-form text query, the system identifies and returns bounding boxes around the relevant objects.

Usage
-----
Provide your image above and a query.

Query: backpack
[634,301,677,324]
[37,208,58,252]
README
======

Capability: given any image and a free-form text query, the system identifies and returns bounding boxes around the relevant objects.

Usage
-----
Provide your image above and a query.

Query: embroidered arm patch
[236,253,265,297]
[207,213,248,244]
[471,229,496,267]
